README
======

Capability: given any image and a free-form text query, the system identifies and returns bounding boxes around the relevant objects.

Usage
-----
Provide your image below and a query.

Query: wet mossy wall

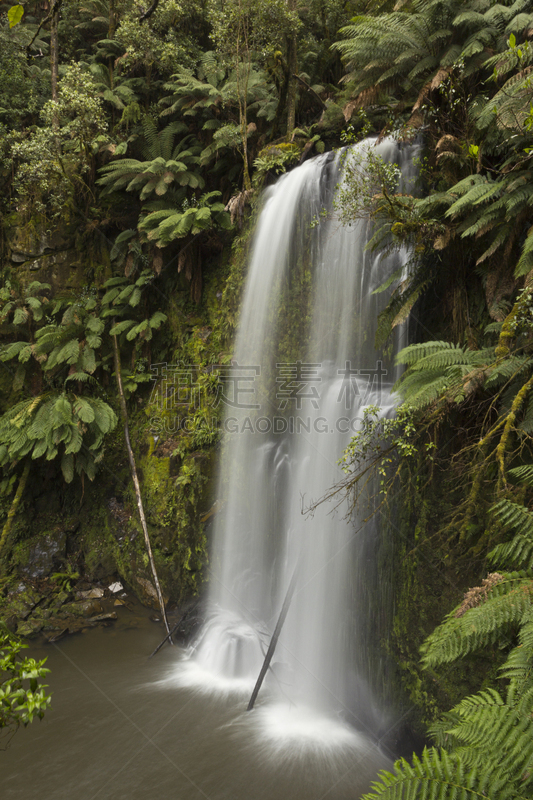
[0,209,257,615]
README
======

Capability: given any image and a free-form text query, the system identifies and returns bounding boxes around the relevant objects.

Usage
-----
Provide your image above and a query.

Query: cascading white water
[189,139,419,741]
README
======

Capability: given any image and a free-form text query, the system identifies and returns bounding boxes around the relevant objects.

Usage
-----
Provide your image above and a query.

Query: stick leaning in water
[247,563,299,711]
[149,597,201,657]
[112,333,171,638]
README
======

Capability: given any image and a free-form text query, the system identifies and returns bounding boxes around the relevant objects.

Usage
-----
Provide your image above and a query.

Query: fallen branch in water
[149,597,202,657]
[247,562,299,711]
[112,333,171,638]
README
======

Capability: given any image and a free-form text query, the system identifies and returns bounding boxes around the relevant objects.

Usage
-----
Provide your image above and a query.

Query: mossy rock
[60,599,104,618]
[15,618,44,637]
[256,142,301,160]
[317,102,345,135]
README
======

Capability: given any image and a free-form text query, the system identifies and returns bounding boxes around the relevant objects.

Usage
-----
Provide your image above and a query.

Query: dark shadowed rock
[22,531,67,578]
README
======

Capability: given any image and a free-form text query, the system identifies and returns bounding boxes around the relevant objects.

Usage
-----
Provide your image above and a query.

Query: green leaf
[149,311,167,329]
[126,320,148,340]
[31,438,49,459]
[1,341,28,361]
[129,287,142,307]
[73,398,95,424]
[61,452,75,483]
[86,334,102,349]
[109,319,135,336]
[103,276,129,289]
[101,287,121,305]
[56,339,80,366]
[8,4,24,28]
[53,395,73,425]
[13,308,29,326]
[80,347,96,374]
[85,317,104,335]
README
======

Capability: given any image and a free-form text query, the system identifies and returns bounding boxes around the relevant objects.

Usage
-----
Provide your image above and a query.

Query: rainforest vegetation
[0,0,532,795]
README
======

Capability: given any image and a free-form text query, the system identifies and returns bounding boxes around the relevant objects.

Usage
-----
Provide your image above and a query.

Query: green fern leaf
[61,452,74,483]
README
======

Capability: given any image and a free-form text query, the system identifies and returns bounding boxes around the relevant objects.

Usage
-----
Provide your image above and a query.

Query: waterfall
[189,139,419,739]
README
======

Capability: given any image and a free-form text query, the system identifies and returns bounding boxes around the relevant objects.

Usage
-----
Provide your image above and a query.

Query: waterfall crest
[189,139,419,739]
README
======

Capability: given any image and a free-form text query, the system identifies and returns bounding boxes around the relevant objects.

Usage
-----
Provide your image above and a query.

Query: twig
[26,13,51,54]
[26,0,62,55]
[149,597,201,657]
[139,0,159,22]
[292,74,327,110]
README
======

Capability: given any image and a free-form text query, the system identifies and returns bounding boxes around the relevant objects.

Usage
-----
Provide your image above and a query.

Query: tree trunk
[50,0,60,104]
[0,460,31,564]
[50,0,61,140]
[241,105,252,191]
[285,0,298,138]
[112,334,171,637]
[108,0,117,38]
[150,597,201,657]
[139,0,160,23]
[286,42,297,137]
[108,0,116,127]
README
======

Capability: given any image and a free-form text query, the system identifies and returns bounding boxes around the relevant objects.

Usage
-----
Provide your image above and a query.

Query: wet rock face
[136,576,159,607]
[60,599,104,618]
[21,531,67,578]
[0,580,121,639]
[9,226,85,291]
[16,618,44,637]
[7,586,41,621]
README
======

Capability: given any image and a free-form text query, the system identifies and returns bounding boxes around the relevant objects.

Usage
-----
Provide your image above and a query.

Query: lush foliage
[362,467,533,800]
[3,3,533,791]
[0,626,50,744]
[0,0,355,518]
[333,0,533,535]
[325,2,533,796]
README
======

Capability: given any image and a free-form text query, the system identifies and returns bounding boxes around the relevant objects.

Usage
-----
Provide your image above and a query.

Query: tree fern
[489,500,533,570]
[394,342,503,411]
[97,123,204,199]
[421,574,532,666]
[483,355,533,389]
[507,463,533,485]
[334,0,501,109]
[363,746,515,800]
[138,191,231,245]
[0,392,117,483]
[363,465,533,800]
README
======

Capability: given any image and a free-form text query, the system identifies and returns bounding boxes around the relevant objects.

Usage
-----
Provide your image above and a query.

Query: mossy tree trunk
[0,460,31,567]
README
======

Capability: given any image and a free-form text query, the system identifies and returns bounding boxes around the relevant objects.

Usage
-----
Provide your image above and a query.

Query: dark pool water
[2,604,391,800]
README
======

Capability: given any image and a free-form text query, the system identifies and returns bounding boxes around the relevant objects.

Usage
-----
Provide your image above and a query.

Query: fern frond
[447,685,533,784]
[362,746,511,800]
[489,500,533,569]
[508,463,533,486]
[484,356,531,389]
[396,341,461,367]
[421,574,533,667]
